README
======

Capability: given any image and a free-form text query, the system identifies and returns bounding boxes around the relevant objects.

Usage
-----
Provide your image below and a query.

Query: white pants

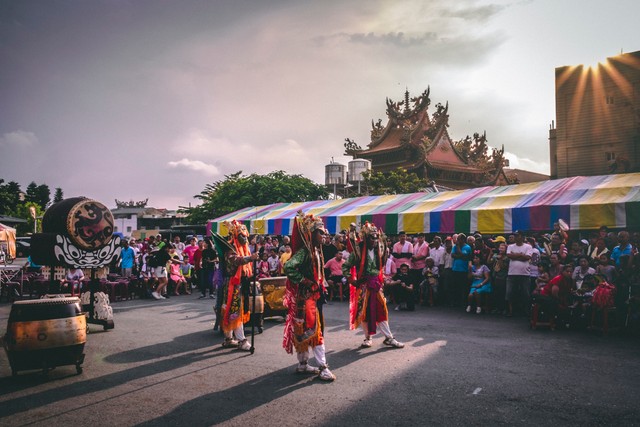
[296,344,327,366]
[225,324,245,341]
[361,320,392,339]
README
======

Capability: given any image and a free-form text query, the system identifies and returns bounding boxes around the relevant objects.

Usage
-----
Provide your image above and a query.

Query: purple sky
[1,0,638,211]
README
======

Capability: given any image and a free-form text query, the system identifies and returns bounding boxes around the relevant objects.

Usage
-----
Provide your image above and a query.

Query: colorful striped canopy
[208,173,640,236]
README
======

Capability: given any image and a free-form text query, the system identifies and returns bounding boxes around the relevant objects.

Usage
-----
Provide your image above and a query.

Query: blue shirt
[610,243,632,268]
[120,247,136,269]
[452,244,472,272]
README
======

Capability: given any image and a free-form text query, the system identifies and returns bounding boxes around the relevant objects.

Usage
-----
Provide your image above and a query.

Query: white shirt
[507,243,533,276]
[429,246,446,267]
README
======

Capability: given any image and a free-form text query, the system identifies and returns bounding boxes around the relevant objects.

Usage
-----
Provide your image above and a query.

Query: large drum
[42,197,114,251]
[259,276,288,318]
[2,296,86,376]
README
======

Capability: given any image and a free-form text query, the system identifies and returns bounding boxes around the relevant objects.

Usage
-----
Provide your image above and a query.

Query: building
[347,87,513,190]
[111,206,188,239]
[550,50,640,179]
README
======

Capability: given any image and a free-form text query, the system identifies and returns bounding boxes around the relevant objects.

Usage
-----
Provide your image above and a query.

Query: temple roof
[352,87,508,188]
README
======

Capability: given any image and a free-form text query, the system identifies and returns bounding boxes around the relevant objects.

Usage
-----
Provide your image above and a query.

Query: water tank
[325,162,347,186]
[348,159,371,183]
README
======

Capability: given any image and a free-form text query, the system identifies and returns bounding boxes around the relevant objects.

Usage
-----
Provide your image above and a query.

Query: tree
[0,179,23,215]
[25,182,50,210]
[53,187,64,203]
[360,168,428,195]
[183,171,329,224]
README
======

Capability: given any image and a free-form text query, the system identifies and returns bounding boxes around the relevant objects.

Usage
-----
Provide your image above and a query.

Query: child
[533,263,550,295]
[257,252,270,279]
[180,258,193,294]
[596,254,616,283]
[420,257,439,306]
[170,259,189,295]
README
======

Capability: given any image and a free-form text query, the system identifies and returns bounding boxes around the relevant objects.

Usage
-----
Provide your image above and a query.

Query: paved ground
[1,295,639,426]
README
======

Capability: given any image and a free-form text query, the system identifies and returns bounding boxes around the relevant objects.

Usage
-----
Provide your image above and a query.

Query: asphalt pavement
[1,294,639,426]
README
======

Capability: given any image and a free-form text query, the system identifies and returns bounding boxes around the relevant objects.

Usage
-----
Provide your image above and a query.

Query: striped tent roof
[208,173,640,236]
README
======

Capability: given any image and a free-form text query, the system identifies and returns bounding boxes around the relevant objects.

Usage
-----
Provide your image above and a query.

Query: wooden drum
[2,296,86,376]
[247,295,264,314]
[259,276,288,318]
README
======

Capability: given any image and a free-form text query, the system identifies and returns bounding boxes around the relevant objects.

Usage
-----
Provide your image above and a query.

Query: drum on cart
[2,296,86,376]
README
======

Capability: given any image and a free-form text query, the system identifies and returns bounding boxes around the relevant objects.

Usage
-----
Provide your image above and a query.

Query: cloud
[440,4,508,23]
[346,31,439,47]
[167,158,220,177]
[0,130,38,147]
[504,151,550,175]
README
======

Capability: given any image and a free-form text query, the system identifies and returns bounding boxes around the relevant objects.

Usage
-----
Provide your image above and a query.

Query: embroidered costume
[215,220,256,351]
[342,222,404,349]
[282,211,335,381]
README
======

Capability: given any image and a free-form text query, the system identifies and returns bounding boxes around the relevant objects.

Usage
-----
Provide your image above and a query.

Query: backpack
[147,252,160,268]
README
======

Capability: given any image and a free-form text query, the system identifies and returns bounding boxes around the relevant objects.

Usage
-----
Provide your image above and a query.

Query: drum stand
[86,268,115,330]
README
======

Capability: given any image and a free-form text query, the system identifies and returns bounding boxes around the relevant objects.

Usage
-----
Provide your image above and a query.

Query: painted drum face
[68,199,114,250]
[43,197,114,251]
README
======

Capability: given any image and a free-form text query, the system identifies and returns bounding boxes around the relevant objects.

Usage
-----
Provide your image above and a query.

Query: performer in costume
[342,222,405,349]
[282,211,336,381]
[216,220,258,351]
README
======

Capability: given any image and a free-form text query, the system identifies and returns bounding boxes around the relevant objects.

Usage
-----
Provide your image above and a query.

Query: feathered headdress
[224,219,249,240]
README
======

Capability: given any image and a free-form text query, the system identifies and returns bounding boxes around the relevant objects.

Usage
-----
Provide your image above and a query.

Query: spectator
[267,248,280,276]
[119,239,136,277]
[451,233,472,307]
[505,230,532,317]
[596,254,616,283]
[572,255,595,290]
[441,236,454,305]
[183,237,198,263]
[324,251,346,301]
[180,257,193,294]
[548,253,563,279]
[610,230,633,271]
[170,257,189,295]
[279,244,293,273]
[173,236,185,256]
[392,231,413,270]
[466,253,491,314]
[420,257,439,306]
[199,239,217,299]
[389,263,416,311]
[489,239,509,314]
[61,267,84,295]
[410,233,429,296]
[256,252,270,279]
[589,237,609,263]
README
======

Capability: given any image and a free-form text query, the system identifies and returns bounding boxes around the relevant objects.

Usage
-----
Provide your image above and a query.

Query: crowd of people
[115,223,640,324]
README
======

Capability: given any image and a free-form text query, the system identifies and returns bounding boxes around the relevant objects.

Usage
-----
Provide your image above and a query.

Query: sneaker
[394,305,400,311]
[361,338,372,348]
[383,337,405,348]
[476,307,482,314]
[238,339,251,351]
[198,295,206,299]
[466,305,471,313]
[222,338,239,348]
[151,291,161,300]
[209,295,215,299]
[296,363,320,374]
[318,366,336,382]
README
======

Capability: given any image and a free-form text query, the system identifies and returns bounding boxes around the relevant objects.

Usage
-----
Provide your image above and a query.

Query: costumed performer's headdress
[291,210,326,254]
[359,221,379,241]
[224,219,249,239]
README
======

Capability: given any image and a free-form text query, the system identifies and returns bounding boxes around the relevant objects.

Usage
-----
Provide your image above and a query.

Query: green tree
[0,179,23,215]
[25,182,50,210]
[53,187,64,203]
[360,168,428,195]
[183,171,328,224]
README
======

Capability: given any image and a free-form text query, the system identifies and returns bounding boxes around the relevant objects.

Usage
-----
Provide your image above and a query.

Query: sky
[1,0,639,212]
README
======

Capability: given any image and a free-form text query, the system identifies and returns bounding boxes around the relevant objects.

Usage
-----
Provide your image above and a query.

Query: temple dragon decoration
[346,87,516,189]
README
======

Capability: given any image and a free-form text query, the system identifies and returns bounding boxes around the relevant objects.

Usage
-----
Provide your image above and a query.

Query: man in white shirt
[506,230,533,317]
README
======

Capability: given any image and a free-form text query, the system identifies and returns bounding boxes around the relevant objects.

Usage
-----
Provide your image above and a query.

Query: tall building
[550,50,640,179]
